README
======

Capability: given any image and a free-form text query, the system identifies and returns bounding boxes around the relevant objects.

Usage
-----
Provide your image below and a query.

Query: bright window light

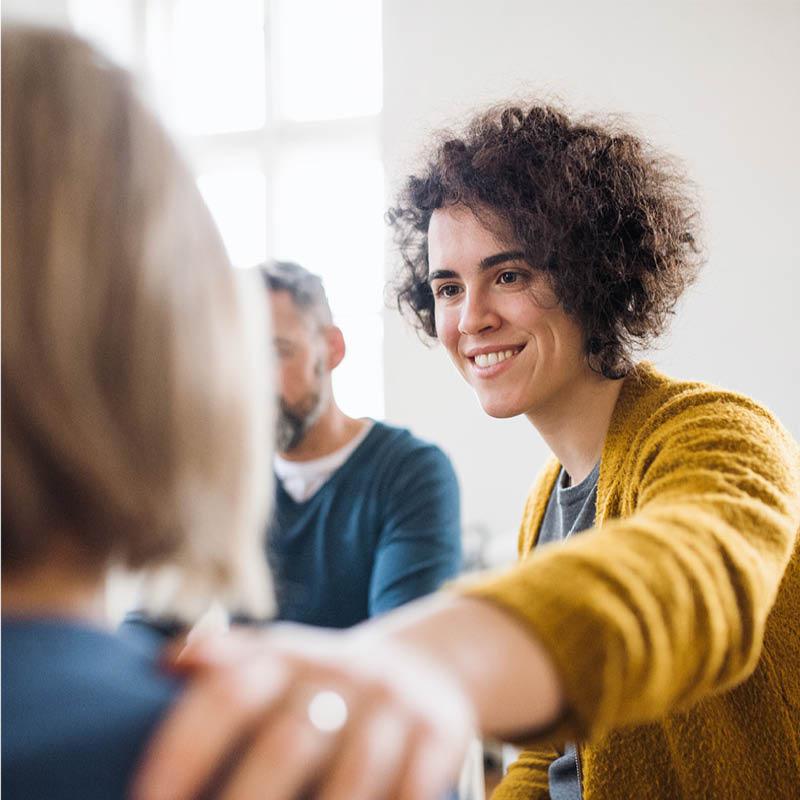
[272,0,382,121]
[67,0,384,418]
[197,167,267,268]
[331,313,384,422]
[69,0,137,68]
[273,147,384,317]
[273,146,384,417]
[150,0,266,135]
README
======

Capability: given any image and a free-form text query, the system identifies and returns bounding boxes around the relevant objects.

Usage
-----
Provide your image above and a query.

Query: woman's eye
[498,271,519,285]
[435,284,461,299]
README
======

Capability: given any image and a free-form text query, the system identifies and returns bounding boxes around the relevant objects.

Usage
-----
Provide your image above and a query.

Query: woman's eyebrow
[428,269,457,283]
[428,251,526,284]
[478,250,526,269]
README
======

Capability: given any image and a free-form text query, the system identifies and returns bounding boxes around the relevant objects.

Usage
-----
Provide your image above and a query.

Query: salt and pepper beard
[275,357,328,453]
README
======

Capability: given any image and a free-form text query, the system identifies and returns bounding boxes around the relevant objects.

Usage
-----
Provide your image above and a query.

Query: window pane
[273,146,384,314]
[273,146,384,417]
[197,167,267,268]
[149,0,266,135]
[272,0,382,121]
[69,0,137,68]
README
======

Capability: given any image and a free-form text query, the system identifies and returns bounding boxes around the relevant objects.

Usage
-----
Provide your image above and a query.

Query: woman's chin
[476,395,524,420]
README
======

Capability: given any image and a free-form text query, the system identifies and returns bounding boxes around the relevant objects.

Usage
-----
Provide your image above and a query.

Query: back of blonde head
[2,27,273,620]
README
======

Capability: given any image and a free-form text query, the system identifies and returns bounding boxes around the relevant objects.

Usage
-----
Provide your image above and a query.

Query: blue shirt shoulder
[2,617,181,800]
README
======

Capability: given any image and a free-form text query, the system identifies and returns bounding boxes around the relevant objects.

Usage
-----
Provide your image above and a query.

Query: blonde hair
[2,27,273,619]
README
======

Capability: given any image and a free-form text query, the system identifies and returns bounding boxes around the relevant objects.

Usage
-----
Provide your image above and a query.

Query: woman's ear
[325,325,346,371]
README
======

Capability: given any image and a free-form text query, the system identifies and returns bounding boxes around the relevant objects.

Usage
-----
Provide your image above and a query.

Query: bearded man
[261,261,462,627]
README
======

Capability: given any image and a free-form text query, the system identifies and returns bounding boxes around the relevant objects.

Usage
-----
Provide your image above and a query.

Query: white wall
[381,0,800,557]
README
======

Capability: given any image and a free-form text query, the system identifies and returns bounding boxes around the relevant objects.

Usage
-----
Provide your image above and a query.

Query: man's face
[269,290,329,452]
[427,204,589,422]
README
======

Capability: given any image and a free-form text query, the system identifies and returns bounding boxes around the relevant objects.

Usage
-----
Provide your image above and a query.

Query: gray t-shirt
[536,462,600,800]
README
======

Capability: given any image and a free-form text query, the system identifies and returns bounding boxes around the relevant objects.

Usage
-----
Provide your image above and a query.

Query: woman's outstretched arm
[132,592,563,800]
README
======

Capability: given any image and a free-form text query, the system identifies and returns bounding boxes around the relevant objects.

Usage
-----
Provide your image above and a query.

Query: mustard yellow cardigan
[464,364,800,799]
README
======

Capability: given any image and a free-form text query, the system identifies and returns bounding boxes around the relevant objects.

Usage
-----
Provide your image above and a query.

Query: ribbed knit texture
[464,364,800,799]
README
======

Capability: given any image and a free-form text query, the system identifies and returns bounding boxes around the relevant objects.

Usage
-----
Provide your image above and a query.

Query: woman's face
[427,204,589,421]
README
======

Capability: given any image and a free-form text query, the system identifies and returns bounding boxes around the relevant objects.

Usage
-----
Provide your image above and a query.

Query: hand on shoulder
[133,620,476,800]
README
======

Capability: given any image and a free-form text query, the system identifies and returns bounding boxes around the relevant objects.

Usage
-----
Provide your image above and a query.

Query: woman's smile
[464,344,526,378]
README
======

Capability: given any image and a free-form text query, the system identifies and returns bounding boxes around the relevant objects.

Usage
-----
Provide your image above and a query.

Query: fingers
[395,727,462,800]
[131,654,288,800]
[220,686,423,800]
[220,698,338,800]
[316,705,408,800]
[317,708,462,800]
[135,626,474,800]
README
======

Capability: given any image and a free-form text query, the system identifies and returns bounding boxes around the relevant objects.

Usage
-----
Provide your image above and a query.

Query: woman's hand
[132,593,563,800]
[132,621,477,800]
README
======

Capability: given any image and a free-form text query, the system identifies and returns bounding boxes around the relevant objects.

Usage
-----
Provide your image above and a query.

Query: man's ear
[325,325,346,371]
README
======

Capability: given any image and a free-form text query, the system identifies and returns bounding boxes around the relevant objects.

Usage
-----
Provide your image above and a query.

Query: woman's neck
[3,557,107,623]
[528,371,625,485]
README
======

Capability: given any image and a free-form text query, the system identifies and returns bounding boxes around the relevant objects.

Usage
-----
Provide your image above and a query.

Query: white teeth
[473,349,518,368]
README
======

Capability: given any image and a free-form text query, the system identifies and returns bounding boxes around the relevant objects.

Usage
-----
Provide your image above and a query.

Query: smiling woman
[383,100,800,800]
[128,97,800,800]
[426,204,589,425]
[390,104,702,380]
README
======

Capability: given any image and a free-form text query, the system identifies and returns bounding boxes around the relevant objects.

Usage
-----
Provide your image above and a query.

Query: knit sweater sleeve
[489,745,557,800]
[461,388,800,743]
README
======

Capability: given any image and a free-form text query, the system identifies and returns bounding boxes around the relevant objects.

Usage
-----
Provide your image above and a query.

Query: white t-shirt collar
[274,420,375,503]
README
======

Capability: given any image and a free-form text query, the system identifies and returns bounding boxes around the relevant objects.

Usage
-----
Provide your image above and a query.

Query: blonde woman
[2,26,272,799]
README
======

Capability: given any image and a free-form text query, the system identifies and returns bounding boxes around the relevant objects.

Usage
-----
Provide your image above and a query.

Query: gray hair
[258,260,333,327]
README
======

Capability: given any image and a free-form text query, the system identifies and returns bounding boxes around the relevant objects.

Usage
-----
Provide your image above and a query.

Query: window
[69,0,384,419]
[272,0,382,121]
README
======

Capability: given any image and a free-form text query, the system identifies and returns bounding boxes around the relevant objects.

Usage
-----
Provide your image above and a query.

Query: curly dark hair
[387,102,703,378]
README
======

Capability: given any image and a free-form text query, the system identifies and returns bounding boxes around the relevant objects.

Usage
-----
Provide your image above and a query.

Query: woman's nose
[458,290,500,335]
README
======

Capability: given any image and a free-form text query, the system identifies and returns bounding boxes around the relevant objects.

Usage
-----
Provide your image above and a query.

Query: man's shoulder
[367,419,447,451]
[362,421,455,469]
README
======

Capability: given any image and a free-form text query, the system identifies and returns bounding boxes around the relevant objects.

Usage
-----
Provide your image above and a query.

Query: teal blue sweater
[268,421,462,627]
